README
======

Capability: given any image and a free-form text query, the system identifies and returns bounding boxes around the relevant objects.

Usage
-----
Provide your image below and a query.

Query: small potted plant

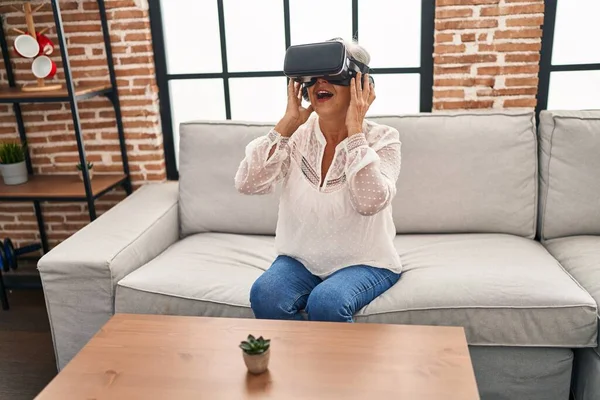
[239,334,271,374]
[0,141,28,185]
[76,161,94,181]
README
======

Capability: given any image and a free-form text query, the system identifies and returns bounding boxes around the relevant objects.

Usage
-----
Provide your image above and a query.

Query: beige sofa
[38,109,600,399]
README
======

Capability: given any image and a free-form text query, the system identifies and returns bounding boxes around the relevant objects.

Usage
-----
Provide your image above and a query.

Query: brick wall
[433,0,544,110]
[0,0,164,249]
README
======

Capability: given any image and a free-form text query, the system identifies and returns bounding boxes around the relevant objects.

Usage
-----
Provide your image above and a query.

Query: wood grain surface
[35,313,480,400]
[0,174,126,199]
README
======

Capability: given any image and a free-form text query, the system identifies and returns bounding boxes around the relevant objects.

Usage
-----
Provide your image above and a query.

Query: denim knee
[306,288,352,322]
[249,275,297,320]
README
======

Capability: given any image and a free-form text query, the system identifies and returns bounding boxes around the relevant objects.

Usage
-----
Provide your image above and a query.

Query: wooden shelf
[0,84,112,103]
[0,174,126,201]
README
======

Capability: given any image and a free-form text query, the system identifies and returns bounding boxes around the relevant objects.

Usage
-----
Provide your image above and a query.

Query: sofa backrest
[370,111,537,238]
[178,110,538,239]
[178,120,280,237]
[538,110,600,241]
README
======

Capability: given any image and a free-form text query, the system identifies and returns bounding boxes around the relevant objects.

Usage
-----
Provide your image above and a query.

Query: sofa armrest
[38,181,179,370]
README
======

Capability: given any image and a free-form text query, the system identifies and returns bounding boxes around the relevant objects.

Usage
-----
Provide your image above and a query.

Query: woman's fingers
[363,73,370,101]
[287,79,295,99]
[350,77,357,102]
[368,82,376,105]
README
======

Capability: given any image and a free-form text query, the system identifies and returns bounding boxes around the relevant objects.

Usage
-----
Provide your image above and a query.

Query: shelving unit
[0,0,132,310]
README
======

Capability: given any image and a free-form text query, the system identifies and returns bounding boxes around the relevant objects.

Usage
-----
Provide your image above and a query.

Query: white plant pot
[78,170,94,181]
[1,161,28,185]
[243,349,270,374]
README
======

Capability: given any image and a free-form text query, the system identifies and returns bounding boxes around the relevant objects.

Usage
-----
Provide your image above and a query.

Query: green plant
[0,142,26,164]
[76,162,94,170]
[239,334,270,355]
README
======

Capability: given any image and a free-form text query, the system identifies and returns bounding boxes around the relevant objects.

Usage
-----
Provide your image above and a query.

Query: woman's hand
[346,72,375,136]
[275,79,314,137]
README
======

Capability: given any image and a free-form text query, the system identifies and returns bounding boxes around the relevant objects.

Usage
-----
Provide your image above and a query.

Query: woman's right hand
[275,80,314,137]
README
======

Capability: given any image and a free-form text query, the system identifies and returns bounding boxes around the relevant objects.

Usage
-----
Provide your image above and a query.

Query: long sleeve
[344,126,402,216]
[234,129,291,195]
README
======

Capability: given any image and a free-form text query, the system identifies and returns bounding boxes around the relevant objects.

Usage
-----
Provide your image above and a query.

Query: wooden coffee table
[35,314,479,399]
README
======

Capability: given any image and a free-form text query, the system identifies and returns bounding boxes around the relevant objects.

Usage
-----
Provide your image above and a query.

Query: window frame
[536,0,600,117]
[149,0,435,180]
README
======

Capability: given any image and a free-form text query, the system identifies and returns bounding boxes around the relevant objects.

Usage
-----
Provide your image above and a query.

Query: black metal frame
[536,0,600,118]
[149,0,436,180]
[0,0,132,310]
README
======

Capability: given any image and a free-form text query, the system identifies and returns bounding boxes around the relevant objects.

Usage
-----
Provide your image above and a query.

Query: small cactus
[239,334,270,355]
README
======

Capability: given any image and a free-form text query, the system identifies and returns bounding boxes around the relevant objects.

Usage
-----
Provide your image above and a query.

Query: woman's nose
[316,78,328,84]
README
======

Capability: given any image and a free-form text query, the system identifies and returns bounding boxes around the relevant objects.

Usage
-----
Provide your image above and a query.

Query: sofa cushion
[354,233,597,347]
[178,121,280,237]
[116,233,275,318]
[538,110,600,240]
[116,232,596,348]
[369,111,538,238]
[544,236,600,355]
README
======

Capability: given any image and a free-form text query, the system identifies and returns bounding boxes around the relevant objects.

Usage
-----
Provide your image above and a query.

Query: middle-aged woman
[234,39,402,323]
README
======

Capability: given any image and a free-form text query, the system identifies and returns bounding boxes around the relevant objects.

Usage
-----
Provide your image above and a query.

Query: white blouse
[234,114,403,278]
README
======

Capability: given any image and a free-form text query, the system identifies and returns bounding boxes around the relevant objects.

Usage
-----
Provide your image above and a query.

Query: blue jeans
[250,255,400,322]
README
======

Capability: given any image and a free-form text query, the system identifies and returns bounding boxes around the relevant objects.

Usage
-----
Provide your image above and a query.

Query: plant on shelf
[0,141,28,185]
[240,334,271,374]
[76,161,94,181]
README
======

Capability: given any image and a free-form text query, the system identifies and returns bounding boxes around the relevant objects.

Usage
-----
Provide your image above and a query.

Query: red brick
[477,65,539,75]
[435,54,497,64]
[435,33,455,43]
[434,100,495,110]
[489,87,538,96]
[119,55,154,65]
[117,67,155,77]
[506,16,544,27]
[434,89,465,99]
[124,32,152,42]
[63,24,101,33]
[461,33,476,42]
[434,44,466,54]
[480,4,544,16]
[478,43,541,52]
[436,19,498,30]
[434,65,472,75]
[139,144,162,151]
[144,163,166,171]
[434,78,494,87]
[436,8,474,19]
[494,29,542,39]
[111,21,150,31]
[112,10,148,19]
[437,0,499,5]
[505,53,541,63]
[505,77,539,87]
[131,44,154,53]
[503,98,537,108]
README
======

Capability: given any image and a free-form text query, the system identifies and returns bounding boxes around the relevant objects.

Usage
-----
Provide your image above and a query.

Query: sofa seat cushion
[544,236,600,355]
[115,233,275,318]
[116,232,597,348]
[355,234,597,348]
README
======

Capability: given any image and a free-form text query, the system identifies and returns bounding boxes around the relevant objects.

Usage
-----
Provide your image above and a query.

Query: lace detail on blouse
[234,114,403,277]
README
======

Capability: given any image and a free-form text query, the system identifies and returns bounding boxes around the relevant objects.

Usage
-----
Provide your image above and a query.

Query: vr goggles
[283,40,374,101]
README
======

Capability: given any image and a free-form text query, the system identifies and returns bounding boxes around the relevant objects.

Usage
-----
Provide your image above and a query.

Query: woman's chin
[314,103,343,118]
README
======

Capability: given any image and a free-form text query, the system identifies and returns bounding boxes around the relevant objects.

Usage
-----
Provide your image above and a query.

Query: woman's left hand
[345,72,376,136]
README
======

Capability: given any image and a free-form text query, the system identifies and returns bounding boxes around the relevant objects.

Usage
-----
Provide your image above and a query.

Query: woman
[234,39,402,323]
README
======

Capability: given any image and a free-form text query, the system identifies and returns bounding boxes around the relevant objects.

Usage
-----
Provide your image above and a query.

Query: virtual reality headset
[283,39,374,101]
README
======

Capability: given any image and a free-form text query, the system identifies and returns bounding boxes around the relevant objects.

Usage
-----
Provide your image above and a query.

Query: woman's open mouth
[316,90,334,102]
